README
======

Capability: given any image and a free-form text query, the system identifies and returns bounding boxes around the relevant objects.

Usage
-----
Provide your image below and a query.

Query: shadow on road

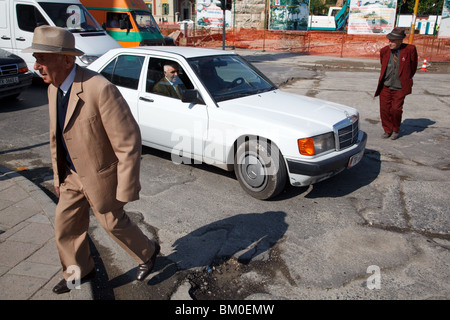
[149,211,288,285]
[401,118,436,138]
[303,148,381,199]
[103,211,288,294]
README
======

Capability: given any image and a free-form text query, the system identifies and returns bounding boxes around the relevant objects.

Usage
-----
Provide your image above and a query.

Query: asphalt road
[0,54,449,301]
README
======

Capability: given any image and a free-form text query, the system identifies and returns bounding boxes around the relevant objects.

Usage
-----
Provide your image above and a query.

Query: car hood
[218,89,358,137]
[72,32,121,57]
[0,49,23,64]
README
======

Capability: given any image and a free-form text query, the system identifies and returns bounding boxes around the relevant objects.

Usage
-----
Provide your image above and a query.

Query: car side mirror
[182,89,205,105]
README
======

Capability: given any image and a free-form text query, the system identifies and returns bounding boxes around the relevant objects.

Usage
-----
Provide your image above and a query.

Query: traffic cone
[420,58,428,71]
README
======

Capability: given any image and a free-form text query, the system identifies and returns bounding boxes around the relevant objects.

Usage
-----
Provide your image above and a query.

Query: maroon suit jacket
[374,43,418,97]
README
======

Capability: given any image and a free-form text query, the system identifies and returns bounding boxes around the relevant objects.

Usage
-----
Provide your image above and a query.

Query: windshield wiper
[69,28,102,33]
[222,92,251,100]
[255,87,276,94]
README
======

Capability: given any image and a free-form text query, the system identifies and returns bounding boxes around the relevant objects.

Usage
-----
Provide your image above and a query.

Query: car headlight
[78,55,99,65]
[18,62,29,74]
[298,132,335,156]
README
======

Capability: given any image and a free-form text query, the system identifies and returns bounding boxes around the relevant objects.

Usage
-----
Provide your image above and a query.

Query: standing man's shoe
[52,268,96,294]
[381,132,392,139]
[390,132,399,140]
[136,242,160,281]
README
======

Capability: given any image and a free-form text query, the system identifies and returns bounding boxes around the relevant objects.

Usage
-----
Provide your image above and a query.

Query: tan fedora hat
[23,25,84,56]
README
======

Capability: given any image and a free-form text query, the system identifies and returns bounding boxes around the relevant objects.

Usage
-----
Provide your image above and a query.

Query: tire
[234,138,287,200]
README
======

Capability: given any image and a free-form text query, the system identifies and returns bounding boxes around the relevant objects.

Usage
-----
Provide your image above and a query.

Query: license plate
[348,150,364,168]
[0,76,19,86]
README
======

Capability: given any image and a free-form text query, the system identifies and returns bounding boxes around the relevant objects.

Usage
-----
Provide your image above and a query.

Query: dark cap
[386,27,406,40]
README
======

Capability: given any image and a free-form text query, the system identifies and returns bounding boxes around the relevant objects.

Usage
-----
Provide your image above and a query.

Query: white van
[0,0,121,75]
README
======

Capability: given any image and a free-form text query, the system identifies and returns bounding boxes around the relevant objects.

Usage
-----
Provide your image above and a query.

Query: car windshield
[188,55,276,102]
[132,10,161,33]
[39,2,103,32]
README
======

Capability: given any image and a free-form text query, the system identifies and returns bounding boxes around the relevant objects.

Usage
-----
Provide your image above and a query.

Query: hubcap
[240,152,266,190]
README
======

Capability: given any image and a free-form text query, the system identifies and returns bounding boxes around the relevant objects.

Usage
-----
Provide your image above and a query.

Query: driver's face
[165,65,179,82]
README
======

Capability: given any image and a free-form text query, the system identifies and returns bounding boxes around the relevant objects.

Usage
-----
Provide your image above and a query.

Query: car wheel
[234,138,287,200]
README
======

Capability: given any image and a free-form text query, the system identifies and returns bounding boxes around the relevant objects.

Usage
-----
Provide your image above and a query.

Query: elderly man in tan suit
[24,26,160,294]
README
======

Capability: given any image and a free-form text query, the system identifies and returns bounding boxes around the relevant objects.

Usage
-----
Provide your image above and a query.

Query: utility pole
[222,7,226,50]
[409,0,420,44]
[217,0,232,50]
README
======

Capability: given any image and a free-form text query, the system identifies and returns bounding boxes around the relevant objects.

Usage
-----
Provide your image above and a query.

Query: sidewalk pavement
[0,164,93,300]
[232,48,450,74]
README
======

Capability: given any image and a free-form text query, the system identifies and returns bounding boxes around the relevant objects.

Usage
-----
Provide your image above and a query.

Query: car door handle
[1,36,11,40]
[139,96,154,102]
[16,37,26,41]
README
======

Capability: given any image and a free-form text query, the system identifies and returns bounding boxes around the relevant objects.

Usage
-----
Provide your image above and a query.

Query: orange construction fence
[160,25,450,62]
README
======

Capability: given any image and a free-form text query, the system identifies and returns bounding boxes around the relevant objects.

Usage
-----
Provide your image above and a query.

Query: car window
[16,4,48,32]
[188,55,275,102]
[107,12,124,28]
[146,57,193,100]
[39,3,103,31]
[132,10,161,33]
[101,55,144,90]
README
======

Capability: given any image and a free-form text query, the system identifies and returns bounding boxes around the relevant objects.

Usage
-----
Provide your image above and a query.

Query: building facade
[145,0,194,23]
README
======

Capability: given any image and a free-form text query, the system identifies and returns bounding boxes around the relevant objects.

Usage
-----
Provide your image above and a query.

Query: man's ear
[64,55,76,69]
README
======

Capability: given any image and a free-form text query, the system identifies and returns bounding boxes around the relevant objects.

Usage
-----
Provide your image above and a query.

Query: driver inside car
[153,63,186,99]
[198,61,227,94]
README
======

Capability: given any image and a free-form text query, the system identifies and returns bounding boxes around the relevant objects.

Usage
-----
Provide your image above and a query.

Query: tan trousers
[54,169,155,280]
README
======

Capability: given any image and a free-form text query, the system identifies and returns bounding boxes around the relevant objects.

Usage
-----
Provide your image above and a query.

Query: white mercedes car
[88,46,367,199]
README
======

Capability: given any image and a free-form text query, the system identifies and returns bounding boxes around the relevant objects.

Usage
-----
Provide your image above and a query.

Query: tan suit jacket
[49,66,141,214]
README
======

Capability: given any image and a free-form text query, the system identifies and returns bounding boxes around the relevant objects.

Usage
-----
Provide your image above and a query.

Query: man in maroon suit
[374,28,418,140]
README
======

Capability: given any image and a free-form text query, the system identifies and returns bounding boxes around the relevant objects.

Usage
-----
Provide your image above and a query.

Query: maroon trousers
[379,86,405,134]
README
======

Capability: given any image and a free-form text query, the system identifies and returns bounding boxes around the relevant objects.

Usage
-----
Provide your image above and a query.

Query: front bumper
[0,72,33,99]
[286,131,367,185]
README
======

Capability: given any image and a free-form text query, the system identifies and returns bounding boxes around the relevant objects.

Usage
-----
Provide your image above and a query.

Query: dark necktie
[56,87,76,172]
[56,88,67,137]
[57,88,64,107]
[175,85,182,98]
[393,51,399,64]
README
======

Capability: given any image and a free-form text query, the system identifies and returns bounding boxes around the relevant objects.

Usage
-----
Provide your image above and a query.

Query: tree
[401,0,443,15]
[310,0,328,15]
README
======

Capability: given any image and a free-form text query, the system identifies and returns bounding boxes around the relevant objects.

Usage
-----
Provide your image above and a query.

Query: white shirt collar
[165,76,175,85]
[59,65,77,96]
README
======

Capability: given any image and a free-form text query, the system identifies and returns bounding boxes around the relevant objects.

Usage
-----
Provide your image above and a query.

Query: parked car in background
[81,0,168,47]
[88,46,367,199]
[1,0,121,76]
[0,49,33,100]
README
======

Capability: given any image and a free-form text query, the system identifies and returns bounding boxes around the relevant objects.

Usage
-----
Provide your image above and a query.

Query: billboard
[196,0,232,28]
[269,0,310,31]
[348,0,397,34]
[439,0,450,38]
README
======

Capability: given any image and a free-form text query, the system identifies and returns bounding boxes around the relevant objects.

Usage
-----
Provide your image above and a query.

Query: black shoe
[136,242,160,281]
[390,131,399,140]
[52,268,96,294]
